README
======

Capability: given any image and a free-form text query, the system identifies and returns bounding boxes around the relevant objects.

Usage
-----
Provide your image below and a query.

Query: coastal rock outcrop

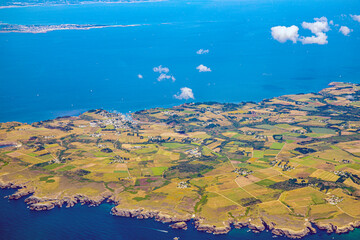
[111,207,191,225]
[232,219,265,232]
[232,218,317,239]
[335,221,360,234]
[0,181,27,190]
[170,221,188,230]
[29,202,55,211]
[8,188,34,200]
[194,221,231,235]
[23,193,113,210]
[314,220,360,234]
[262,220,316,239]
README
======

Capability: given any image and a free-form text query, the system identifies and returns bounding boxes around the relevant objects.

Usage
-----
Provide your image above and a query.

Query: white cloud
[329,20,334,25]
[314,16,328,22]
[153,65,169,73]
[299,17,330,45]
[271,25,299,43]
[196,49,209,54]
[137,74,143,79]
[157,73,176,82]
[299,32,328,45]
[339,26,352,36]
[351,14,360,22]
[174,87,195,100]
[153,65,175,82]
[196,64,211,72]
[302,17,330,34]
[271,16,335,45]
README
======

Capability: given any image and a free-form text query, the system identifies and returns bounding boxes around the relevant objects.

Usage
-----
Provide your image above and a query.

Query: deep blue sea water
[1,188,360,240]
[0,0,360,122]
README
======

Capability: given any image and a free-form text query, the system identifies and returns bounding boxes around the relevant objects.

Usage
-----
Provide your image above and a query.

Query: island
[0,0,161,9]
[1,82,360,238]
[0,23,143,34]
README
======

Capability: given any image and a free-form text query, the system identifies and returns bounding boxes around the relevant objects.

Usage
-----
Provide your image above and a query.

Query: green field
[151,167,168,176]
[2,82,360,235]
[57,165,76,172]
[310,127,337,134]
[43,163,64,170]
[253,150,264,158]
[256,179,276,187]
[270,142,285,150]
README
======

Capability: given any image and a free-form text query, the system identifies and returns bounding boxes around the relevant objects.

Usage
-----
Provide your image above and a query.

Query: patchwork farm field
[1,82,360,237]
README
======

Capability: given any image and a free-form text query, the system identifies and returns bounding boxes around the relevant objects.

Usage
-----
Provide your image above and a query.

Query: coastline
[1,172,360,238]
[1,0,360,238]
[1,82,360,239]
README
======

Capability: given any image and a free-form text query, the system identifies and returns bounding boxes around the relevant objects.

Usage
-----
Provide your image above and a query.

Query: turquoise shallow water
[1,189,360,240]
[0,0,360,122]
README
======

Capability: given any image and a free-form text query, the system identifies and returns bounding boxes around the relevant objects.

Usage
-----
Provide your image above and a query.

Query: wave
[141,227,169,233]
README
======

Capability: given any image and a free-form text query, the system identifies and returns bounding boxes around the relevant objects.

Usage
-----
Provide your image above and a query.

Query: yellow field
[1,83,360,233]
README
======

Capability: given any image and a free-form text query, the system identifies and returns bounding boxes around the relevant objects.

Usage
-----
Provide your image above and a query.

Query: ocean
[1,188,360,240]
[0,0,360,123]
[1,1,360,239]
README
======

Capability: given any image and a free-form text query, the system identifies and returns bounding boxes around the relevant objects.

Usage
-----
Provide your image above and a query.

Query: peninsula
[1,82,360,238]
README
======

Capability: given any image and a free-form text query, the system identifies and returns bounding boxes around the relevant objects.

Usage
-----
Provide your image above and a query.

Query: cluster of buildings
[277,162,295,171]
[201,107,222,114]
[185,148,202,158]
[234,168,253,176]
[243,131,259,136]
[90,111,136,130]
[244,117,263,122]
[182,137,200,144]
[96,144,107,148]
[341,159,351,164]
[270,160,278,166]
[164,111,176,116]
[318,119,330,124]
[177,181,190,189]
[109,155,128,164]
[43,135,56,139]
[333,170,350,177]
[90,133,103,138]
[291,129,307,134]
[48,157,63,164]
[255,134,268,140]
[325,195,343,205]
[148,136,164,142]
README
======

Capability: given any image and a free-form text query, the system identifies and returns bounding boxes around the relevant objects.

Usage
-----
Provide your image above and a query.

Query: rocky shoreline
[0,181,115,210]
[1,182,360,238]
[315,221,360,234]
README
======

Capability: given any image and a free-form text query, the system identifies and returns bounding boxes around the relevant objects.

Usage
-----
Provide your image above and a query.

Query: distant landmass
[0,0,161,9]
[0,23,144,33]
[1,82,360,238]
